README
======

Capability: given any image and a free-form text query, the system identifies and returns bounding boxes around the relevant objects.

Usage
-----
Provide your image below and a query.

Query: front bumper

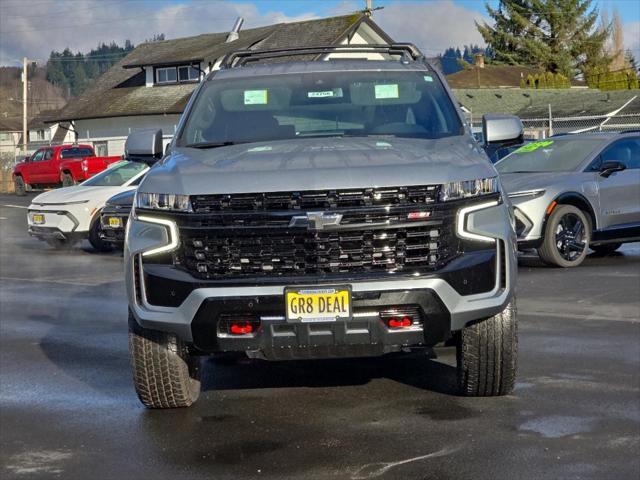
[99,208,128,246]
[125,200,516,358]
[27,207,84,241]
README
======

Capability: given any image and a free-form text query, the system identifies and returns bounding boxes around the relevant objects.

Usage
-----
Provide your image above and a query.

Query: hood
[32,185,129,205]
[500,172,579,195]
[139,136,496,195]
[105,189,135,207]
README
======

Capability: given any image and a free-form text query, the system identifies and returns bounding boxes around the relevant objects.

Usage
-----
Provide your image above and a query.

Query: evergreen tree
[476,0,610,78]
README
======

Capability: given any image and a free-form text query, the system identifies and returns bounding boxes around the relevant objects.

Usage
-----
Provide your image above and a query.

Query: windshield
[495,139,604,173]
[60,147,94,159]
[82,161,147,187]
[178,70,462,146]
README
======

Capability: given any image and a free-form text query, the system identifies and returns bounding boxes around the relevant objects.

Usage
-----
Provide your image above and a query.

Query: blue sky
[243,0,640,22]
[1,0,638,65]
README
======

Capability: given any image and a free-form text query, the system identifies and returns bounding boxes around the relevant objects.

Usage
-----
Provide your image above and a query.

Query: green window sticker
[244,90,268,105]
[375,84,399,99]
[423,75,434,82]
[515,140,554,153]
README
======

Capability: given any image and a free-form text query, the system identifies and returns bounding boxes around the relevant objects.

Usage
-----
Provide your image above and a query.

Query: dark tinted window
[601,138,640,169]
[60,147,94,159]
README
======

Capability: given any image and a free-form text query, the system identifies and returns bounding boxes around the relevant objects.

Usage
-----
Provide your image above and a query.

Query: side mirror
[482,114,524,146]
[124,129,163,165]
[599,160,626,178]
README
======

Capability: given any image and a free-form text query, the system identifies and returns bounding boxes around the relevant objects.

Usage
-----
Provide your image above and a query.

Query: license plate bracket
[285,286,352,323]
[32,213,45,225]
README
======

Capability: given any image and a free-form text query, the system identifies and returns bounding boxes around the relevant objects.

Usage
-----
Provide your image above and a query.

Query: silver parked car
[497,133,640,267]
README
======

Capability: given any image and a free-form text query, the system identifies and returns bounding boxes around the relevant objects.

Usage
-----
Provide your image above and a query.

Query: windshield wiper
[184,141,240,149]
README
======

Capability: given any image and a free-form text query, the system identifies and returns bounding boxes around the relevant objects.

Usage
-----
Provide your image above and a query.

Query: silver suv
[123,44,523,408]
[497,133,640,267]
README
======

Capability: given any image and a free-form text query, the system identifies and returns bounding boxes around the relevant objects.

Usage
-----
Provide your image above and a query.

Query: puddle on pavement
[519,415,596,438]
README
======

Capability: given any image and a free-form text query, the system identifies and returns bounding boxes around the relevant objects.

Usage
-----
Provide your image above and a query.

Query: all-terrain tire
[590,243,622,256]
[456,301,517,397]
[14,176,26,196]
[61,172,75,187]
[128,312,201,408]
[537,205,590,268]
[88,216,113,252]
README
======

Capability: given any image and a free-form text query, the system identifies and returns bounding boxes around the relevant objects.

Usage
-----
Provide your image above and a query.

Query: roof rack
[219,43,424,69]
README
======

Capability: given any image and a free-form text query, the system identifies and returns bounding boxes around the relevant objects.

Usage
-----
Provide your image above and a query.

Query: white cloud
[374,0,489,55]
[0,0,317,65]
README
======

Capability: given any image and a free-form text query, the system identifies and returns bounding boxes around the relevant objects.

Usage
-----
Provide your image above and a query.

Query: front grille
[141,187,492,280]
[191,186,439,213]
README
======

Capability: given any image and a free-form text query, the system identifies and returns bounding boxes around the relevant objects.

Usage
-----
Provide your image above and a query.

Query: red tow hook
[387,316,413,328]
[230,322,254,335]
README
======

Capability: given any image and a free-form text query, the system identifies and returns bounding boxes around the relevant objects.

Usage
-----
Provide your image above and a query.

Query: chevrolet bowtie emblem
[288,212,343,230]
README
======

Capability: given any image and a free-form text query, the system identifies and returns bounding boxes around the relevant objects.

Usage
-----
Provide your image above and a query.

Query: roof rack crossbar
[219,43,424,69]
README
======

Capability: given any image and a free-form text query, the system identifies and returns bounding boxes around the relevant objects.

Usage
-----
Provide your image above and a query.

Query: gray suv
[124,45,523,408]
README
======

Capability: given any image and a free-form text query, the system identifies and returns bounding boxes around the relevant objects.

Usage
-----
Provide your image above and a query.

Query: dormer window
[155,65,200,85]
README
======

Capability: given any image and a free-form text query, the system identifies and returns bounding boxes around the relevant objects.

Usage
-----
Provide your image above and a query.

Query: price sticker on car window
[375,84,399,99]
[515,140,554,153]
[244,89,268,105]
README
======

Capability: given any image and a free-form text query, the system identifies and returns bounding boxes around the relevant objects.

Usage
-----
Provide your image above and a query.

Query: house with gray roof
[52,13,393,156]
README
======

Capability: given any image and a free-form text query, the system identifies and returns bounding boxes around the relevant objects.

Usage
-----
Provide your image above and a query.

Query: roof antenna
[363,0,383,16]
[226,17,244,43]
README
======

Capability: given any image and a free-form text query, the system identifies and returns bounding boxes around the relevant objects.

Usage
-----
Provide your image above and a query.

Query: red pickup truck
[13,144,121,196]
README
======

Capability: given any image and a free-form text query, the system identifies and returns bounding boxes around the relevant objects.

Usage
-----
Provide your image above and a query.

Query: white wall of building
[74,114,182,156]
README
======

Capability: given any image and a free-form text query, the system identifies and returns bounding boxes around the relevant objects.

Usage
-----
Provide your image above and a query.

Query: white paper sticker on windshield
[375,84,399,99]
[308,88,343,99]
[244,90,268,105]
[423,75,434,82]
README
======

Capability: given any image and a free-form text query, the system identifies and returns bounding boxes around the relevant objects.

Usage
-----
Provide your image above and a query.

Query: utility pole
[22,57,27,153]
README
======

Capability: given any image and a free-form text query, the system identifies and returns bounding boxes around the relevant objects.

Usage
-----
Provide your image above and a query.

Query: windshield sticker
[308,88,343,99]
[376,141,392,148]
[423,75,434,82]
[515,140,554,153]
[374,84,399,99]
[244,90,268,105]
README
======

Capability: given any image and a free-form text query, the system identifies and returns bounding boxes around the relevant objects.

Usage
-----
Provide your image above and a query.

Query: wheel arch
[547,191,598,232]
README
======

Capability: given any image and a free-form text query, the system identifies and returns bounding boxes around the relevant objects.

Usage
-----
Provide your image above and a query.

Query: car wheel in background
[14,176,26,196]
[88,216,113,252]
[128,312,202,408]
[538,205,590,267]
[590,243,622,256]
[61,172,75,187]
[456,301,518,397]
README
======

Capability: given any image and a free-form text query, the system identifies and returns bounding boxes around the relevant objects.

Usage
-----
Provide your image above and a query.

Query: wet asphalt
[0,193,638,480]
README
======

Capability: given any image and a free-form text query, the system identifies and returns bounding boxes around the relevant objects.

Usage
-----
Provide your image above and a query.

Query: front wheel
[128,312,202,408]
[456,301,517,397]
[88,216,113,252]
[537,205,590,267]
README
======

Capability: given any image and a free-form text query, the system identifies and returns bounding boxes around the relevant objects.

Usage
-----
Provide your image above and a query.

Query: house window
[36,130,46,140]
[156,65,200,84]
[94,141,108,157]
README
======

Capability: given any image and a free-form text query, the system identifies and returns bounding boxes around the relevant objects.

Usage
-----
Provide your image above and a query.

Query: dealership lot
[0,193,638,480]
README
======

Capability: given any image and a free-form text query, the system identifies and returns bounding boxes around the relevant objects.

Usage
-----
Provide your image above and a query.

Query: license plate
[285,286,352,323]
[32,213,45,225]
[108,217,123,228]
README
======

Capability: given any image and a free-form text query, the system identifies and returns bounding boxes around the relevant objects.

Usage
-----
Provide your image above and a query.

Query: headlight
[507,189,545,199]
[136,192,192,212]
[439,177,499,201]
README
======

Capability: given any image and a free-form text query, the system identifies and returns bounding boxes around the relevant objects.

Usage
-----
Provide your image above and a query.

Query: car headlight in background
[135,192,192,212]
[507,189,545,199]
[440,177,499,202]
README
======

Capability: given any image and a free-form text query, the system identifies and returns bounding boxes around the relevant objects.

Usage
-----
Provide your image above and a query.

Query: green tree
[477,0,610,78]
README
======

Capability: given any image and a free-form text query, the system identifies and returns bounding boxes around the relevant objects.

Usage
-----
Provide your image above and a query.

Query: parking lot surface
[1,193,639,480]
